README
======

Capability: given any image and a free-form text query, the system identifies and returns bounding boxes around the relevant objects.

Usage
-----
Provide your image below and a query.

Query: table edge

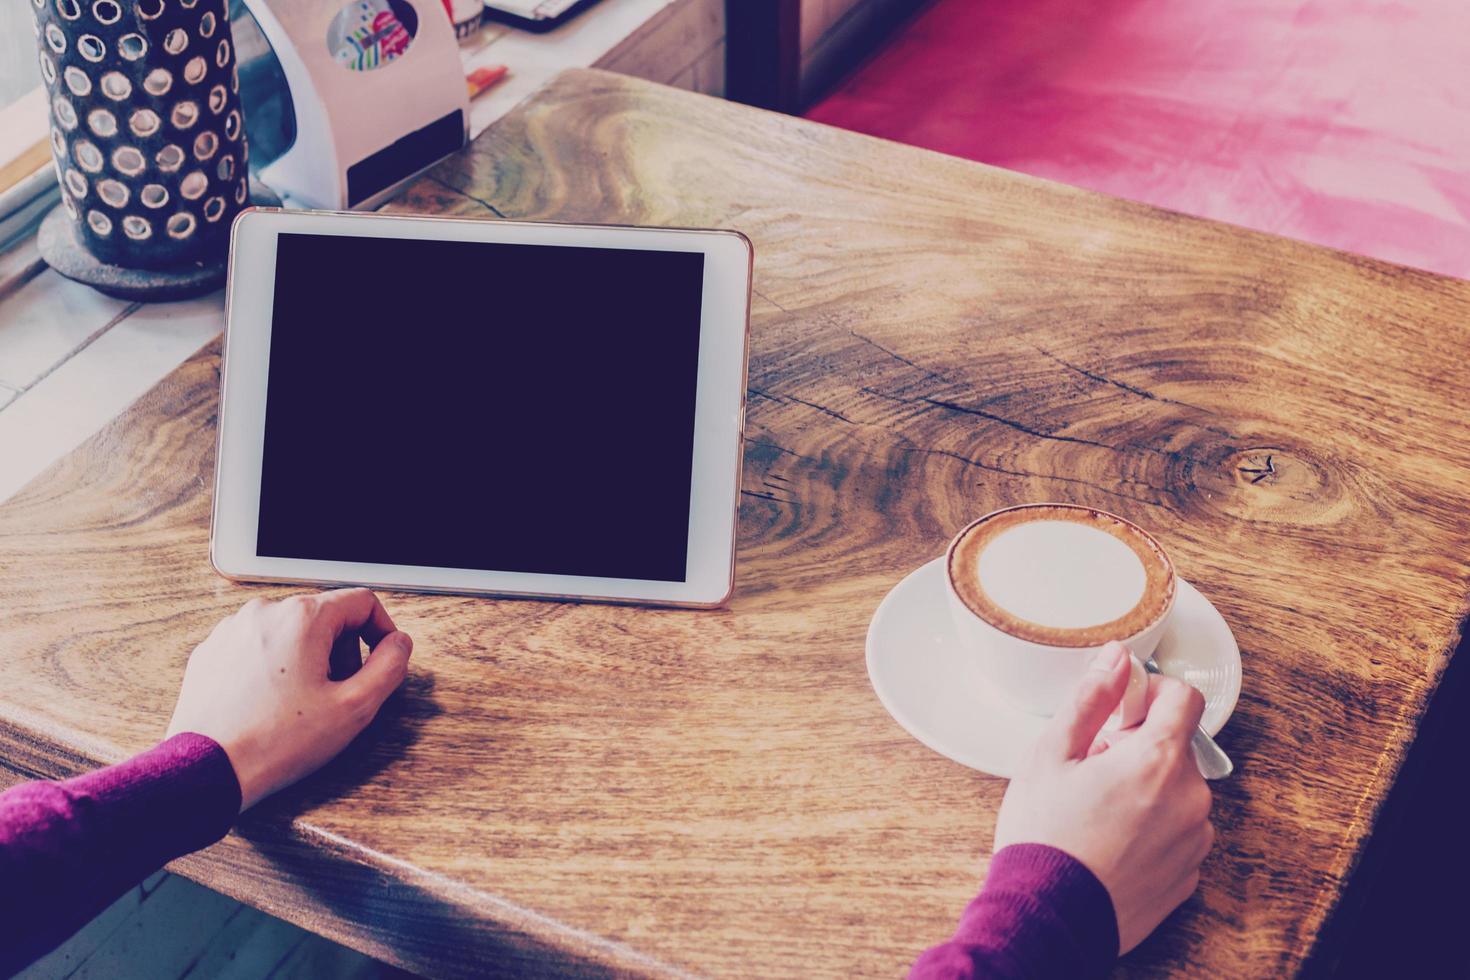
[0,715,691,979]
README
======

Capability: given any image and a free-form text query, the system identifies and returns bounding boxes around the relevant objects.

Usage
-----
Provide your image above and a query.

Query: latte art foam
[948,505,1174,647]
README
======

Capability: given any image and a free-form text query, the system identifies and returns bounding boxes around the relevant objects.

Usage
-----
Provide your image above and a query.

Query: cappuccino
[948,504,1174,647]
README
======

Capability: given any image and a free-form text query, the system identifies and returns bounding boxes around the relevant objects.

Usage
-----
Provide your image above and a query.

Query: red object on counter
[467,64,509,99]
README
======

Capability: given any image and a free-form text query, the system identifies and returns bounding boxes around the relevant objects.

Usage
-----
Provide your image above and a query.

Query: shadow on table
[1313,621,1470,978]
[221,671,629,978]
[264,667,447,814]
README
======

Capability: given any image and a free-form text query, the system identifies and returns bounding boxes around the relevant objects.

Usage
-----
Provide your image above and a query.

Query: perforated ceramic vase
[33,0,250,270]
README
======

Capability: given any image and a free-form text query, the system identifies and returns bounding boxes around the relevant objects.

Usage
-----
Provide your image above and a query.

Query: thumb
[339,630,413,720]
[1040,642,1131,762]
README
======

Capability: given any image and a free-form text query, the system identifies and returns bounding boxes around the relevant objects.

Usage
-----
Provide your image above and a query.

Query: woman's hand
[166,589,414,811]
[994,642,1214,954]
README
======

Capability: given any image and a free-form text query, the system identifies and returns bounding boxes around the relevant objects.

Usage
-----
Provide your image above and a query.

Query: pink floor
[807,0,1470,280]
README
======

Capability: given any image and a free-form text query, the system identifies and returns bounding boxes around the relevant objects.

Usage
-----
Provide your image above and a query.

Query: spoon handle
[1143,656,1234,780]
[1188,726,1235,780]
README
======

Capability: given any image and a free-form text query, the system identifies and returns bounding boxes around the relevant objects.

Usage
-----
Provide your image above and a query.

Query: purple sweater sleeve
[909,843,1119,980]
[0,733,241,975]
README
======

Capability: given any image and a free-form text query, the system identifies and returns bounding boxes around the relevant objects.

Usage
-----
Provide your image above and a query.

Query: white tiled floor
[0,269,134,391]
[0,292,224,504]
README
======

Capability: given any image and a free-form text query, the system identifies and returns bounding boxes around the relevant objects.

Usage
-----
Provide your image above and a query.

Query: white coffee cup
[944,503,1177,728]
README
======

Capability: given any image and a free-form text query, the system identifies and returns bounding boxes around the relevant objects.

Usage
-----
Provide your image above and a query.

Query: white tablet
[211,209,751,607]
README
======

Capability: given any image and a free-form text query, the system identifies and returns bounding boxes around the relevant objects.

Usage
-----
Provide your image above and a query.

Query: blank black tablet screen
[256,232,705,582]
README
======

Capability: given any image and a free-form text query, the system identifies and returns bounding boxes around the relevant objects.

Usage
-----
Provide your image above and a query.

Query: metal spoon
[1143,655,1234,780]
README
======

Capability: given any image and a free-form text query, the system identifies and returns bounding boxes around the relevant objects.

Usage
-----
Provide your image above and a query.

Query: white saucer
[866,558,1242,778]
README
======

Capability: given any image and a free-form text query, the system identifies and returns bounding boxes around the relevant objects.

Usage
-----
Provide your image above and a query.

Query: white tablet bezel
[211,208,751,608]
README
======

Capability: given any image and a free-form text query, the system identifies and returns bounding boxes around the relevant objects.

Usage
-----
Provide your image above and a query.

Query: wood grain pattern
[3,69,1470,978]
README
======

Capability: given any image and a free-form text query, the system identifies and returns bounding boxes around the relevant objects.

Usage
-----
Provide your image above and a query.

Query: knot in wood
[1204,446,1348,527]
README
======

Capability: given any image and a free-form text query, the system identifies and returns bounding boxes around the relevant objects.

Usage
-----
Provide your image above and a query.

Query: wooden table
[3,69,1470,979]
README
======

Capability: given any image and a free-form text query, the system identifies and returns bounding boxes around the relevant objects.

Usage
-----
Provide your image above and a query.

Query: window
[0,6,59,241]
[0,5,37,115]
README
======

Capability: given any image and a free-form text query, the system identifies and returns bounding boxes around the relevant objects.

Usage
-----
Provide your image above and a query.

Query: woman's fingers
[1140,675,1206,742]
[1039,642,1135,762]
[314,587,397,646]
[337,630,414,725]
[169,590,413,811]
